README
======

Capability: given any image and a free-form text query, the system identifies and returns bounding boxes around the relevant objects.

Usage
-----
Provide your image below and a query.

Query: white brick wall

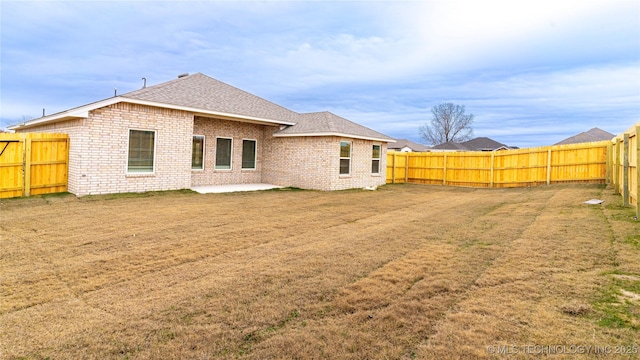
[18,103,388,195]
[191,117,268,186]
[18,103,193,196]
[262,130,388,191]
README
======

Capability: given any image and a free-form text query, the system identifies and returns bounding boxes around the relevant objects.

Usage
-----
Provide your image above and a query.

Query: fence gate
[0,133,69,198]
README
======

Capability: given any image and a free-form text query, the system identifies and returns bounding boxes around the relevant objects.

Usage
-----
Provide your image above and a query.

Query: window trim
[126,128,156,175]
[241,138,257,170]
[372,144,381,175]
[215,137,233,171]
[339,140,352,176]
[192,135,205,171]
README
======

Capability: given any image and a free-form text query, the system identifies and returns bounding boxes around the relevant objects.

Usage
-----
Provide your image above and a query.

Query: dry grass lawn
[1,184,638,359]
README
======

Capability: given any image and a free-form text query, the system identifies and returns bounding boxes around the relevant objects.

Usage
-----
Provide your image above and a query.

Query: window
[215,137,232,170]
[340,141,351,175]
[242,139,257,170]
[127,129,155,173]
[372,144,381,174]
[192,135,205,170]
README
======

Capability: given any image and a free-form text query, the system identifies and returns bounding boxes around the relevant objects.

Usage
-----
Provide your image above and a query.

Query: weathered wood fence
[387,141,609,188]
[610,123,639,218]
[0,133,69,198]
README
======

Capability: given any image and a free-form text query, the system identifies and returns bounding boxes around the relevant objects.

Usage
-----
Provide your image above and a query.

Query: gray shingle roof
[122,73,300,123]
[432,137,511,151]
[274,111,394,142]
[388,139,430,151]
[10,72,394,142]
[431,141,471,150]
[554,127,614,145]
[462,137,509,151]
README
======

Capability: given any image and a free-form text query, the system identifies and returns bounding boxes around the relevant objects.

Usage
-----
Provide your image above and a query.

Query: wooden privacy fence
[610,122,640,218]
[387,141,609,188]
[0,133,69,198]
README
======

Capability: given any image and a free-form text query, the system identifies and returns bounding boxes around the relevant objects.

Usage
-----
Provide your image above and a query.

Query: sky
[1,0,638,148]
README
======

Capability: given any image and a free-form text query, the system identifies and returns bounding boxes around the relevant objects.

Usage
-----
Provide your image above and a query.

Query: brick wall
[17,103,193,196]
[262,129,387,190]
[191,116,270,186]
[18,102,389,194]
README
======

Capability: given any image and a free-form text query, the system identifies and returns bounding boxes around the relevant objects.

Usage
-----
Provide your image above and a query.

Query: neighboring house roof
[431,137,511,151]
[387,139,430,151]
[554,127,615,145]
[462,137,510,151]
[8,73,393,142]
[431,141,471,151]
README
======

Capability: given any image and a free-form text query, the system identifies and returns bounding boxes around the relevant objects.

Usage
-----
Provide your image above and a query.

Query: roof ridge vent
[177,73,189,78]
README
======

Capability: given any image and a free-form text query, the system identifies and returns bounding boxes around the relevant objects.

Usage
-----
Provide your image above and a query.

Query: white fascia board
[8,97,121,130]
[121,98,297,126]
[8,96,296,130]
[273,132,396,143]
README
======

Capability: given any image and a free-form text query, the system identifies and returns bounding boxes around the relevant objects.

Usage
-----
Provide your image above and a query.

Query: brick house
[9,73,394,196]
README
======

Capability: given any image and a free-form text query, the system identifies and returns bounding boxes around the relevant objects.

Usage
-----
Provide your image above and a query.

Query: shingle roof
[432,137,511,151]
[462,137,509,151]
[431,141,470,150]
[122,73,300,123]
[554,127,615,145]
[388,139,430,151]
[10,72,393,141]
[274,111,394,142]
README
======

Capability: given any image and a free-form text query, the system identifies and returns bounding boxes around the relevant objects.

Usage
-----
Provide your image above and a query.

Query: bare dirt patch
[1,184,638,359]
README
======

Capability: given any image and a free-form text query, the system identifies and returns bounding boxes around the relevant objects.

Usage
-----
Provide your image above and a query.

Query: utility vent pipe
[177,73,189,78]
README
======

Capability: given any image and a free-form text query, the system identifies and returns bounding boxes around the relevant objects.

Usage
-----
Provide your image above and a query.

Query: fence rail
[387,141,609,188]
[610,123,639,218]
[0,133,69,198]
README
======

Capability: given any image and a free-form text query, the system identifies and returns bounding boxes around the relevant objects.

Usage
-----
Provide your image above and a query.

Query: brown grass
[1,184,638,359]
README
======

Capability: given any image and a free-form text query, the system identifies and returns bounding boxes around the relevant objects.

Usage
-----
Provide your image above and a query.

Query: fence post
[623,134,629,206]
[392,152,396,184]
[404,153,409,183]
[606,142,612,185]
[443,153,447,185]
[613,139,620,194]
[23,137,32,197]
[636,126,640,220]
[490,152,495,188]
[546,148,552,185]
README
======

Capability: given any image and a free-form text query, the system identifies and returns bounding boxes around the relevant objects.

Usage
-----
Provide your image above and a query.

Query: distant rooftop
[554,127,615,145]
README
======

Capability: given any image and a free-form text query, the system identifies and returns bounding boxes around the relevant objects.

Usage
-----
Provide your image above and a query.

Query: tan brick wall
[191,117,271,186]
[18,103,389,194]
[18,103,193,196]
[262,130,387,190]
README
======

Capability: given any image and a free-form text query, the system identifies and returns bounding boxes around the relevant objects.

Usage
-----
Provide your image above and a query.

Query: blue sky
[1,0,638,148]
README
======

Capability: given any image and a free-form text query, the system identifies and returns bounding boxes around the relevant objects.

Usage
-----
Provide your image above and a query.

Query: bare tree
[419,103,474,145]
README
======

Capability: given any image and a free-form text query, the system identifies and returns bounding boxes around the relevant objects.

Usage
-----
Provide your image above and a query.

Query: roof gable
[122,73,299,123]
[388,139,430,151]
[554,127,615,145]
[274,111,394,142]
[462,137,509,151]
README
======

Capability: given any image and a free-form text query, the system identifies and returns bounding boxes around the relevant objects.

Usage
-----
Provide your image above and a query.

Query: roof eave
[122,97,297,126]
[8,96,297,130]
[273,132,395,143]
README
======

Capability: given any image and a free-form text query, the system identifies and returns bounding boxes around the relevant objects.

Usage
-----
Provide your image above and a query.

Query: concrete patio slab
[191,184,283,194]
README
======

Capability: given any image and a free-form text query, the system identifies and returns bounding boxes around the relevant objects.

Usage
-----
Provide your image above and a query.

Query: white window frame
[126,128,156,175]
[192,135,205,171]
[215,137,233,170]
[339,140,352,176]
[372,144,381,175]
[241,138,257,170]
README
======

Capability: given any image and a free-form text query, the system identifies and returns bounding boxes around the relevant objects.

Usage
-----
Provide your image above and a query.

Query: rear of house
[9,73,393,196]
